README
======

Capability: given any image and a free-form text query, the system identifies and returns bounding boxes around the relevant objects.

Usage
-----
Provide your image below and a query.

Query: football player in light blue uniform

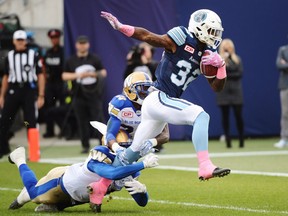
[8,146,159,213]
[101,9,230,181]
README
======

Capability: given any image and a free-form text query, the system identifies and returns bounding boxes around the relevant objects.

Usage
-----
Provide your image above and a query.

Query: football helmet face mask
[123,71,153,105]
[188,9,223,49]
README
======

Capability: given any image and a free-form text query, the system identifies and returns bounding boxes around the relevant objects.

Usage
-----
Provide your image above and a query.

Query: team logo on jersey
[184,45,194,54]
[122,111,133,118]
[24,64,31,72]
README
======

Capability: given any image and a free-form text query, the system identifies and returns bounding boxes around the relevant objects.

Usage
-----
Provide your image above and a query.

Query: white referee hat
[13,30,27,40]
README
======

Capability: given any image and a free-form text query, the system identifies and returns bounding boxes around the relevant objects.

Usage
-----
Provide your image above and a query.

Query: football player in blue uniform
[88,71,169,207]
[105,71,169,154]
[8,145,158,213]
[101,9,230,181]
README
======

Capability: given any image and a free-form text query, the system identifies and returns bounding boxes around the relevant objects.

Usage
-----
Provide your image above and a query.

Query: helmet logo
[194,11,207,23]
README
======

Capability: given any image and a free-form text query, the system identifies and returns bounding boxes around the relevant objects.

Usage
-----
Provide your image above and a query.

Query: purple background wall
[64,0,288,140]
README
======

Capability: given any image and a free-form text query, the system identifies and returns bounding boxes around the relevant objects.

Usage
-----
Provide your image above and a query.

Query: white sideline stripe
[155,166,288,177]
[1,187,287,215]
[39,150,288,164]
[39,150,288,177]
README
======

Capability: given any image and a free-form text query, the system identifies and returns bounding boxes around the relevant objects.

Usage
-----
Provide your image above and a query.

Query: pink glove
[101,11,135,37]
[201,50,225,68]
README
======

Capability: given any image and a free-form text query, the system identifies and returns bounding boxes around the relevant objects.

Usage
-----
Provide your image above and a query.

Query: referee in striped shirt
[0,30,45,159]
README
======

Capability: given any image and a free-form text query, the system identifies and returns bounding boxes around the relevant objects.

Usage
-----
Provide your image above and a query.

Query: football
[200,50,218,78]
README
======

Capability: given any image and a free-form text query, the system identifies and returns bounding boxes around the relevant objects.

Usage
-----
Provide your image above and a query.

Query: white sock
[17,187,31,205]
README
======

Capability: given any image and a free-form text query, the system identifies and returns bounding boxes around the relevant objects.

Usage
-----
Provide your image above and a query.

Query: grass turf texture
[0,138,287,215]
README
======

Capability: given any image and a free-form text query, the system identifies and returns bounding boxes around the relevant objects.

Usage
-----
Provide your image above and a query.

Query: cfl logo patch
[184,45,195,54]
[122,111,133,118]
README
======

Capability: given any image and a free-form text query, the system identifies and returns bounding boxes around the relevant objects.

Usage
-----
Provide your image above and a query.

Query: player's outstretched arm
[88,154,159,180]
[101,11,176,52]
[125,179,148,207]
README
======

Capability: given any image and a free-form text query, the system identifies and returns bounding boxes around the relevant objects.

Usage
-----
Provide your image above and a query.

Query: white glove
[113,175,134,190]
[142,153,159,168]
[101,11,123,30]
[125,179,147,195]
[111,142,125,153]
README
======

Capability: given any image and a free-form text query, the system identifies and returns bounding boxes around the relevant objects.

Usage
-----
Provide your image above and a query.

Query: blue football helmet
[90,146,115,164]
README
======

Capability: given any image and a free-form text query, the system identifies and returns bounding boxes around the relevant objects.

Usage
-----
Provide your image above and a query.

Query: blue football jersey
[154,26,213,98]
[107,94,141,140]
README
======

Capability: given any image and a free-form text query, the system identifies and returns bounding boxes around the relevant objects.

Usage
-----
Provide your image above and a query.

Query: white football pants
[131,90,204,152]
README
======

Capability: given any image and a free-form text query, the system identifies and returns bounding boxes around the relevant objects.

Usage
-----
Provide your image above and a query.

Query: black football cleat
[9,199,23,210]
[90,203,102,213]
[199,167,231,181]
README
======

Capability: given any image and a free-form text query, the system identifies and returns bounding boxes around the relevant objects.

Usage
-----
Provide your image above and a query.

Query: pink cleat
[87,178,112,212]
[197,150,230,181]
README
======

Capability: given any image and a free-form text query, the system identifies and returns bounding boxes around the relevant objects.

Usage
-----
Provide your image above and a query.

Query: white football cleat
[274,139,288,148]
[8,147,26,167]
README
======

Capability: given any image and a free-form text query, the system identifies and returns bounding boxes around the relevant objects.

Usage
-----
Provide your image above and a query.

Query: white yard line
[155,166,288,177]
[157,150,288,159]
[39,150,288,164]
[114,196,288,215]
[1,187,287,215]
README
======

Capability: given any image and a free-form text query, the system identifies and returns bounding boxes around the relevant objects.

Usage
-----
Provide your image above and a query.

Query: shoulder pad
[167,26,188,46]
[108,95,129,117]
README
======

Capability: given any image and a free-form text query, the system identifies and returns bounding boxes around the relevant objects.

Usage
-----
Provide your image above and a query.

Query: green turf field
[0,138,288,215]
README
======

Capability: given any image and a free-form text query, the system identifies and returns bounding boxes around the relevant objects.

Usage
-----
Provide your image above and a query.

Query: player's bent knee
[196,111,210,123]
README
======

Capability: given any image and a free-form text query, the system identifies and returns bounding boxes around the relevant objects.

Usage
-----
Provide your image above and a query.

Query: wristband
[38,95,44,98]
[119,24,135,37]
[111,142,121,153]
[216,64,227,79]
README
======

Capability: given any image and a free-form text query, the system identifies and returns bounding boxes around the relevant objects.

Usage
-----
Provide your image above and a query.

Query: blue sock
[192,111,209,152]
[19,164,38,199]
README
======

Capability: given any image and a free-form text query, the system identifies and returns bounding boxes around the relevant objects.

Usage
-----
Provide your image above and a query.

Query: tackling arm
[88,160,145,180]
[87,154,159,179]
[106,117,123,152]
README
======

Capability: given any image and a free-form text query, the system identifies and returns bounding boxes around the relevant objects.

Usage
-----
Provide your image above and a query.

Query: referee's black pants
[0,84,38,156]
